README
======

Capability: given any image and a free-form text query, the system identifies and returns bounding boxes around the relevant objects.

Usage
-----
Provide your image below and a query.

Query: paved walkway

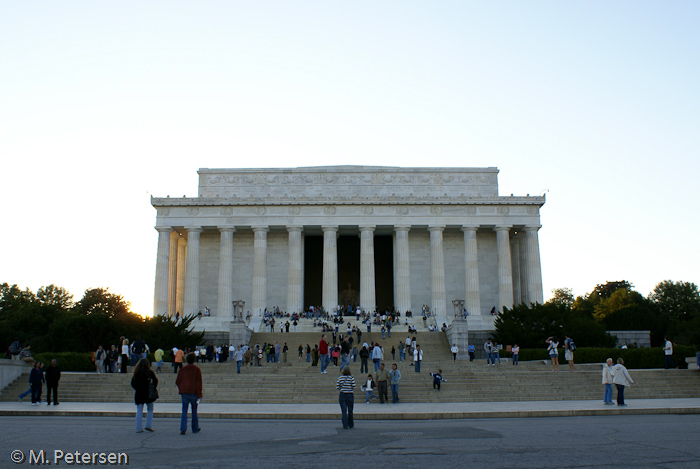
[2,399,699,420]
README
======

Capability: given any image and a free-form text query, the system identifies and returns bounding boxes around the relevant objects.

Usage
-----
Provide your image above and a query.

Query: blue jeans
[399,350,404,361]
[415,360,421,373]
[382,331,385,339]
[512,355,519,365]
[236,360,242,374]
[31,384,42,403]
[320,355,330,373]
[486,352,493,365]
[390,383,399,403]
[340,354,350,369]
[604,384,613,403]
[365,390,374,402]
[493,354,501,365]
[306,353,311,363]
[360,359,368,374]
[136,402,153,431]
[387,329,391,338]
[19,387,31,400]
[373,359,380,372]
[180,394,199,432]
[275,352,280,363]
[339,393,354,428]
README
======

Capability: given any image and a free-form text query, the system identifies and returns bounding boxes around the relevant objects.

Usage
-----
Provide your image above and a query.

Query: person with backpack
[564,334,576,371]
[9,338,21,361]
[546,336,560,372]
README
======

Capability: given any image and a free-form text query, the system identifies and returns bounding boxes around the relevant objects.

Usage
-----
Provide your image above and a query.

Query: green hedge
[32,352,95,372]
[516,345,697,369]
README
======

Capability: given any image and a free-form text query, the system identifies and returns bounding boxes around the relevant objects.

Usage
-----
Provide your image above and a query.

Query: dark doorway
[302,233,394,312]
[374,235,394,311]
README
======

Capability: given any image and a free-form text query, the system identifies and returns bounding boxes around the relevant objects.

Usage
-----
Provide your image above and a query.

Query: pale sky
[1,1,698,316]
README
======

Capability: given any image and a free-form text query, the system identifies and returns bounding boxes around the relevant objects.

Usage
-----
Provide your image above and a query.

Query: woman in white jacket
[602,358,614,405]
[612,358,634,407]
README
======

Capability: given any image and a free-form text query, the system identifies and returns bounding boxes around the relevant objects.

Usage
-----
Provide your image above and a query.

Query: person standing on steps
[375,363,389,404]
[413,345,423,373]
[663,337,678,369]
[389,363,401,403]
[468,343,475,362]
[564,334,576,371]
[546,336,560,372]
[451,344,458,361]
[511,344,520,365]
[336,367,355,429]
[484,339,493,366]
[371,342,383,372]
[176,353,203,435]
[359,345,370,374]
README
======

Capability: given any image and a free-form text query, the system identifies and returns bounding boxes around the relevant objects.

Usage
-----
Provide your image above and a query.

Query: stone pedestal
[445,319,470,360]
[229,321,253,348]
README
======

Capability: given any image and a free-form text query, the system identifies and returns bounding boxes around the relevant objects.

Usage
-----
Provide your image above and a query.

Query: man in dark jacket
[45,359,61,405]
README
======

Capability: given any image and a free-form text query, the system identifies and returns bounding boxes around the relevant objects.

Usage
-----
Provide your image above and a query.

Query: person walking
[363,374,376,403]
[612,357,634,406]
[336,367,356,429]
[371,343,383,372]
[546,337,560,372]
[492,342,501,365]
[319,335,330,374]
[29,362,44,405]
[45,359,61,406]
[398,341,405,362]
[376,363,390,404]
[131,358,157,433]
[602,358,614,405]
[663,337,678,369]
[389,363,401,403]
[359,346,369,374]
[234,347,244,374]
[430,369,446,390]
[413,345,423,373]
[451,344,458,361]
[175,353,203,434]
[484,339,493,366]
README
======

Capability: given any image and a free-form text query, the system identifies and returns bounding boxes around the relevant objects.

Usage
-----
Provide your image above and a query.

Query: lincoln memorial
[150,166,545,335]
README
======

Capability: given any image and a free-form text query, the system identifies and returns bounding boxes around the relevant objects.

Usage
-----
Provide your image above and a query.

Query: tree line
[494,280,700,349]
[1,283,204,354]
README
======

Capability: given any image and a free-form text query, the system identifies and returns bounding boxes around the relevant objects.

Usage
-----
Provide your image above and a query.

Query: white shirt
[664,340,673,356]
[451,346,458,354]
[414,349,423,361]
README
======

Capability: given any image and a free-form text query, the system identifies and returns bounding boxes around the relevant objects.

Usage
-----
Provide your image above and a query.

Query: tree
[36,285,74,308]
[548,288,574,308]
[588,281,634,302]
[593,289,647,320]
[73,288,132,319]
[649,280,700,323]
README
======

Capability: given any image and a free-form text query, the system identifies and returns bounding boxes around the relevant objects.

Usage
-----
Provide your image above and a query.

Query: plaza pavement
[1,398,700,420]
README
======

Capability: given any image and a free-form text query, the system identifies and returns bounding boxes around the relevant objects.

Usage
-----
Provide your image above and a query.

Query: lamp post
[232,300,245,323]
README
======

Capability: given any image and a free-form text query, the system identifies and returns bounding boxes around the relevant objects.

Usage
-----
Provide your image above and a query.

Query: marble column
[494,225,514,311]
[176,236,187,316]
[322,225,338,313]
[359,226,376,313]
[183,227,202,316]
[394,225,412,314]
[167,230,179,317]
[153,227,172,317]
[252,226,269,316]
[511,235,521,305]
[286,226,304,314]
[524,225,544,304]
[217,227,235,320]
[518,233,529,305]
[428,226,447,325]
[461,225,481,318]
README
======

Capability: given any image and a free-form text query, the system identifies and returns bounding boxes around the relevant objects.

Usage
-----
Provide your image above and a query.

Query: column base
[445,319,470,360]
[466,315,496,331]
[229,322,253,348]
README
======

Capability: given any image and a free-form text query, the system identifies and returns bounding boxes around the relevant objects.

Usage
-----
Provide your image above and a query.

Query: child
[362,374,376,403]
[430,370,446,391]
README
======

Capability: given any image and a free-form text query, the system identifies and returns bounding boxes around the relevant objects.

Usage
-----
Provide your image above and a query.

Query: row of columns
[153,224,544,321]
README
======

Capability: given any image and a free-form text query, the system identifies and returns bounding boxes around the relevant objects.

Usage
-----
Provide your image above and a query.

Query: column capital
[322,225,339,233]
[252,226,269,233]
[394,225,411,232]
[286,225,304,233]
[493,225,512,232]
[217,226,236,233]
[359,225,376,232]
[428,225,446,232]
[461,224,479,232]
[155,226,173,233]
[185,226,203,233]
[523,225,542,232]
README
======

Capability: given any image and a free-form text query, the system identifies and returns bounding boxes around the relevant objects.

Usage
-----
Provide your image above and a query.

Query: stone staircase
[2,332,698,404]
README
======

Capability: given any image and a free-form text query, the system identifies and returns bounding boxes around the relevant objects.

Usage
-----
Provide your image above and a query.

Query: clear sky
[1,1,698,316]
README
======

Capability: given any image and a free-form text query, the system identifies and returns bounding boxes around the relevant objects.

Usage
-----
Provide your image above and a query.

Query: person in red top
[319,335,330,374]
[175,353,203,435]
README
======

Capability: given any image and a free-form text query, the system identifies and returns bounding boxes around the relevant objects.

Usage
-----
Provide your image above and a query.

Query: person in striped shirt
[336,367,356,429]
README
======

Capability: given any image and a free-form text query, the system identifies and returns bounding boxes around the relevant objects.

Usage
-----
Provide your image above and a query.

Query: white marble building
[151,166,545,334]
